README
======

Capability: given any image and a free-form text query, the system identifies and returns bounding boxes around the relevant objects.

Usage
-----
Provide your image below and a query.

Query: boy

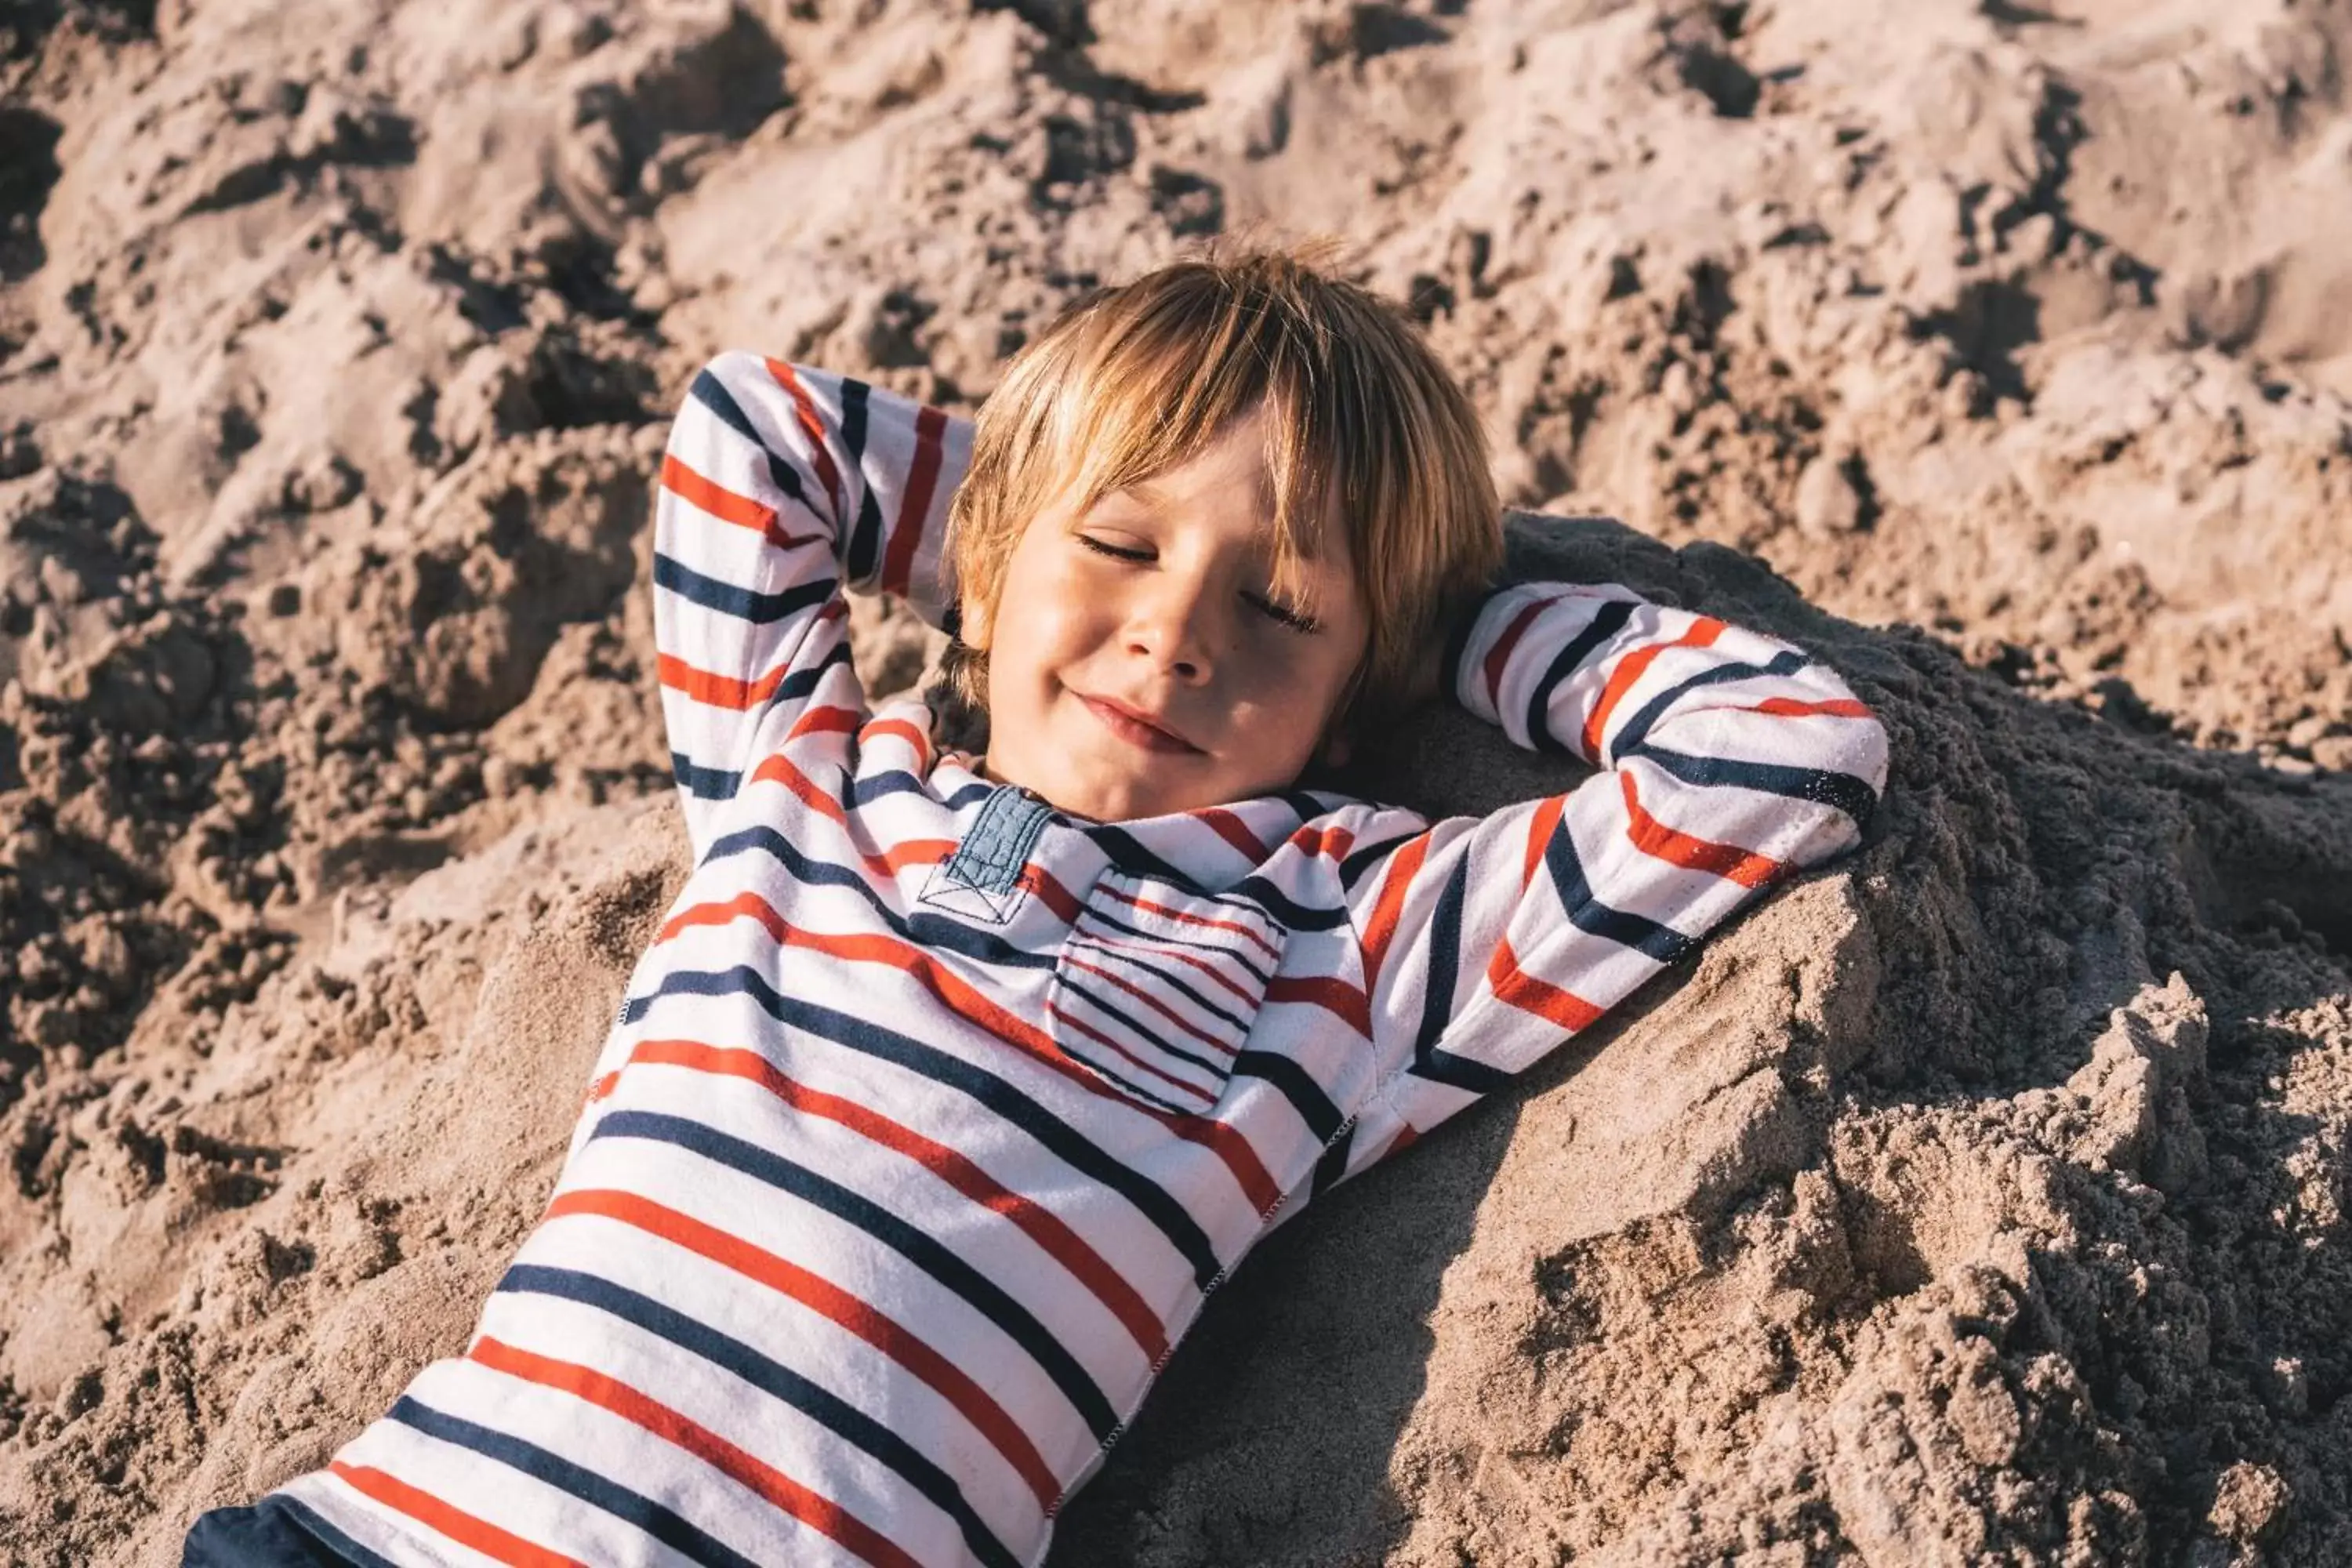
[185,249,1886,1566]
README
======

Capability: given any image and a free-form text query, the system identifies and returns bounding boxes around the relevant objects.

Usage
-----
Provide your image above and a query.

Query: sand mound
[2,0,2350,1563]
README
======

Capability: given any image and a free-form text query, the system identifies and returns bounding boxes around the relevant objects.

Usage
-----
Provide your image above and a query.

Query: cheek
[989,572,1097,691]
[1236,638,1359,734]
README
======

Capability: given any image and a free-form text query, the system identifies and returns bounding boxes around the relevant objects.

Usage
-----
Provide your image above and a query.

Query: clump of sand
[2,1,2350,1563]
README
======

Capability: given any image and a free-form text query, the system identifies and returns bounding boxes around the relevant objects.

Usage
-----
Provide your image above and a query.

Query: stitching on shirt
[919,786,1051,924]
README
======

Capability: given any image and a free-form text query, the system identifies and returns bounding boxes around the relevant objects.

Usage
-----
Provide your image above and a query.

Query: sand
[2,0,2350,1562]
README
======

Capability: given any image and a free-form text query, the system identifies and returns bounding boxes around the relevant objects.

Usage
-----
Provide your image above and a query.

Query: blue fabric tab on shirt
[944,787,1053,897]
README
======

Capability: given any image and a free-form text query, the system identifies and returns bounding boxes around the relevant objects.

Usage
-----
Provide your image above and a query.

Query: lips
[1080,694,1201,754]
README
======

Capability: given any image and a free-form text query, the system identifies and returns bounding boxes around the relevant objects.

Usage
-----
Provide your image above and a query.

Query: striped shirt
[219,354,1888,1568]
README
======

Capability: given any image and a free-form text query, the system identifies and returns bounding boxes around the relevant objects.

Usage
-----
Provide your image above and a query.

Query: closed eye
[1078,533,1321,633]
[1247,593,1321,634]
[1076,534,1151,563]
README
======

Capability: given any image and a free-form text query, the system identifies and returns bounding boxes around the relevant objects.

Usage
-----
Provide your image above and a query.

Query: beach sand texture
[4,0,2352,1562]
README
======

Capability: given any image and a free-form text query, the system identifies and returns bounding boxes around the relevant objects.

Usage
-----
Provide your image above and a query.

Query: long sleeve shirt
[222,353,1888,1568]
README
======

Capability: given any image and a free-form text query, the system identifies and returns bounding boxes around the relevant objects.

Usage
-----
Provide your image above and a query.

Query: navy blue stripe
[388,1398,758,1568]
[1621,740,1878,826]
[666,647,850,804]
[1526,597,1639,757]
[1088,831,1338,938]
[498,1263,1024,1568]
[1410,856,1466,1067]
[671,751,742,801]
[1076,906,1276,990]
[618,967,1226,1292]
[1338,829,1421,892]
[1610,648,1810,757]
[1199,880,1295,918]
[1275,789,1338,822]
[1084,826,1196,885]
[1230,1050,1344,1142]
[584,1112,1116,1450]
[654,552,836,626]
[685,829,1056,971]
[1412,1045,1512,1097]
[1068,921,1254,1033]
[1541,825,1698,964]
[1052,969,1229,1080]
[1041,1011,1207,1113]
[688,368,810,508]
[846,768,996,811]
[840,380,885,583]
[778,639,853,705]
[1224,874,1347,933]
[1406,856,1511,1095]
[1309,1122,1356,1197]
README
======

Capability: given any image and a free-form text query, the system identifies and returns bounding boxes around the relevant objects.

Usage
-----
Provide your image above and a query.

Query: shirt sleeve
[654,353,972,857]
[1315,581,1889,1187]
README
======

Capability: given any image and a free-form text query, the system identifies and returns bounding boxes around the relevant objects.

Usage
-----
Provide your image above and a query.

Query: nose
[1123,568,1218,684]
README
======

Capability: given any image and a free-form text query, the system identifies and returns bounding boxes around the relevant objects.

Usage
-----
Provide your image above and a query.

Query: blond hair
[944,242,1501,743]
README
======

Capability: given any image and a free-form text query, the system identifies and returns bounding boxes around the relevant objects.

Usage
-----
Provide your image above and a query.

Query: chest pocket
[1044,869,1289,1116]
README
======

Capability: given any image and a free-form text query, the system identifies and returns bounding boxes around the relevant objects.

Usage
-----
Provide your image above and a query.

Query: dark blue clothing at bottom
[183,1496,382,1567]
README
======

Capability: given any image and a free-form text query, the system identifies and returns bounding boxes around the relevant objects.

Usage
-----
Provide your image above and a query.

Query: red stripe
[620,1039,1167,1362]
[658,652,792,713]
[643,892,1282,1213]
[661,453,825,551]
[1264,975,1370,1036]
[1619,771,1783,889]
[1745,695,1873,720]
[1522,795,1564,891]
[1070,916,1258,1008]
[859,715,933,765]
[737,750,1085,910]
[1286,824,1356,861]
[790,704,863,742]
[673,753,1086,930]
[1486,939,1605,1033]
[661,452,772,535]
[328,1461,580,1568]
[1192,808,1272,863]
[1044,1000,1218,1105]
[545,1187,1062,1513]
[1581,617,1724,760]
[765,359,845,521]
[1018,866,1083,924]
[1059,949,1240,1058]
[840,927,1280,1210]
[469,1337,924,1568]
[746,750,857,829]
[1097,883,1283,964]
[1360,833,1430,997]
[659,879,961,949]
[1482,599,1548,711]
[882,406,948,597]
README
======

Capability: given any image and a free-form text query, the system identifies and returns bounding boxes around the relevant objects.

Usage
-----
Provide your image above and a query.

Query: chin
[1080,784,1173,822]
[1048,774,1183,823]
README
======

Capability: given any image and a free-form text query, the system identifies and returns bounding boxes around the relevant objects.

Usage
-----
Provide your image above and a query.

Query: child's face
[964,409,1370,822]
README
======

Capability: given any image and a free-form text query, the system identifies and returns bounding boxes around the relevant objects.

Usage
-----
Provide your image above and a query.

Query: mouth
[1079,694,1203,755]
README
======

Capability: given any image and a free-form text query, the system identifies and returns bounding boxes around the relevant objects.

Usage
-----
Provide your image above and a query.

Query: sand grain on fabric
[1,0,2350,1563]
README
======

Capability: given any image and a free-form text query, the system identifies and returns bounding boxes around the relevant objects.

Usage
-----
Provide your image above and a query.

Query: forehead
[1120,416,1274,509]
[1090,411,1345,564]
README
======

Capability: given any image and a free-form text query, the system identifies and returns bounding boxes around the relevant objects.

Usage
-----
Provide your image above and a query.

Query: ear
[1317,730,1352,769]
[957,593,993,653]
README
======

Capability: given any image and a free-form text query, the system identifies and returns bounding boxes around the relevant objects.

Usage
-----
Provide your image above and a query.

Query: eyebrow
[1120,470,1319,559]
